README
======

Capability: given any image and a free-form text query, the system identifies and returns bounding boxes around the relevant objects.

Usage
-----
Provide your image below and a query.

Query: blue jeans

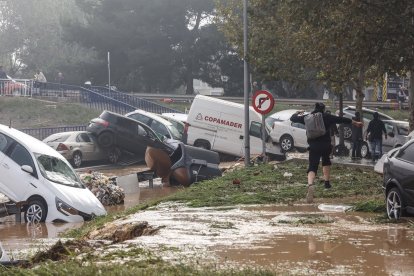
[370,139,382,160]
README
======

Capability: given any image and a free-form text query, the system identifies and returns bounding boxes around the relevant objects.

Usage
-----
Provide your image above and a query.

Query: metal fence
[0,79,34,97]
[20,125,87,140]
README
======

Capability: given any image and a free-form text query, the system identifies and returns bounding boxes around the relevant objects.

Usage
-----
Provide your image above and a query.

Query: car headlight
[55,197,79,216]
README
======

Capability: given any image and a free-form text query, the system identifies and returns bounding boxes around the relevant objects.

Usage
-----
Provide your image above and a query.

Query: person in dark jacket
[325,110,339,158]
[351,111,363,158]
[290,103,363,203]
[365,112,387,162]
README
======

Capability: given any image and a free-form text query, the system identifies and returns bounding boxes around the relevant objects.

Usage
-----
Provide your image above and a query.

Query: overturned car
[0,124,107,223]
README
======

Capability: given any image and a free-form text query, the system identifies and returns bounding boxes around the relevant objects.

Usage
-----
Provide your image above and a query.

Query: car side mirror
[21,165,33,174]
[388,132,395,138]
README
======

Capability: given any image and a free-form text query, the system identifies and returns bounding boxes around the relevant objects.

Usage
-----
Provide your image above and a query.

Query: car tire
[280,134,294,152]
[194,140,210,150]
[360,142,370,159]
[343,125,352,140]
[386,187,404,220]
[72,151,82,168]
[108,147,121,164]
[24,198,47,223]
[98,132,114,148]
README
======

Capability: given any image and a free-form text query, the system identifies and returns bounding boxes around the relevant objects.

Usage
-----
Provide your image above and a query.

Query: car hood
[51,182,107,216]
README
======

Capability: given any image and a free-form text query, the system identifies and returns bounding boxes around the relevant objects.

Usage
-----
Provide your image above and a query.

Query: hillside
[0,97,101,128]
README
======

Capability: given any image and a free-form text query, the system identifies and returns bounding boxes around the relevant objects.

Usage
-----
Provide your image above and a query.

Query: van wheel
[194,140,210,150]
[280,135,294,152]
[72,151,82,167]
[360,142,370,158]
[25,198,47,223]
[98,132,114,148]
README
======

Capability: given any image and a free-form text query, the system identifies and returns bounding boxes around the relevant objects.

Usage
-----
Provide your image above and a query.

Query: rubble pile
[79,171,125,206]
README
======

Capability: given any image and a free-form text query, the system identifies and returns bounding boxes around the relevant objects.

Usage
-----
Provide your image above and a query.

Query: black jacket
[351,116,363,142]
[290,111,352,146]
[366,118,386,140]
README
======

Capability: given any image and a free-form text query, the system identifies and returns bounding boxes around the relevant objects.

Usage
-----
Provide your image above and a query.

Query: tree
[0,0,96,83]
[65,0,235,94]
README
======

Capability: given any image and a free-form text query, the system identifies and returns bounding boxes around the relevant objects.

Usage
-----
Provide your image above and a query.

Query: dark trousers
[352,139,362,157]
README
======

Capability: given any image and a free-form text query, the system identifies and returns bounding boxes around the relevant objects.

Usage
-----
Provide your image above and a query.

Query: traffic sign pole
[252,90,275,162]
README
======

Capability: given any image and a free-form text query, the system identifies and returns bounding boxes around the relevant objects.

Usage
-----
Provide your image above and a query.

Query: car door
[290,122,307,148]
[76,132,97,161]
[394,144,414,204]
[383,122,397,153]
[0,135,37,202]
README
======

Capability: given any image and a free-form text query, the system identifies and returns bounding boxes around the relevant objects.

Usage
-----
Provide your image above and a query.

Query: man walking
[290,103,363,203]
[351,111,363,159]
[365,112,387,162]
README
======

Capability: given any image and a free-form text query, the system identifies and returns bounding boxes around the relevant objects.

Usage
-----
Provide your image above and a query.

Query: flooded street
[1,158,413,275]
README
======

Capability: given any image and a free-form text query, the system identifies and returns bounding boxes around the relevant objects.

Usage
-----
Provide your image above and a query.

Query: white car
[336,106,393,140]
[125,109,183,141]
[268,109,309,152]
[0,124,106,223]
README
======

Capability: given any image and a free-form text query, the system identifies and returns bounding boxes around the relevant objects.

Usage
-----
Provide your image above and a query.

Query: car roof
[268,109,305,121]
[161,113,188,123]
[43,131,88,141]
[100,110,161,139]
[343,106,393,119]
[125,109,174,126]
[383,120,409,125]
[0,124,62,157]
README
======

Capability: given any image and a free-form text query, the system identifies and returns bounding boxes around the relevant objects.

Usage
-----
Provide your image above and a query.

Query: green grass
[0,97,101,128]
[65,159,384,240]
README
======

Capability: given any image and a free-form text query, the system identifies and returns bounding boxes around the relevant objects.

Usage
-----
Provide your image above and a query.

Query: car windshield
[35,153,84,188]
[167,124,182,140]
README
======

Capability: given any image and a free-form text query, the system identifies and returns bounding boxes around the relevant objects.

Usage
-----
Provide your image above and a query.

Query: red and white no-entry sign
[252,90,275,114]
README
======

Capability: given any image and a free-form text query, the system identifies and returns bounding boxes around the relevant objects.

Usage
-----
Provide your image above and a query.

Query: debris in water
[79,171,125,206]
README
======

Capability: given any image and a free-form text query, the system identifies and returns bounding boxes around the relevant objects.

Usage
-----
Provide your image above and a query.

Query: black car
[87,110,221,186]
[383,139,414,220]
[87,110,173,156]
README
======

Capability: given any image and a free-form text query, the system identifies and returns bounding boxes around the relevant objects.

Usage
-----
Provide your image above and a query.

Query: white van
[185,95,285,160]
[0,124,106,223]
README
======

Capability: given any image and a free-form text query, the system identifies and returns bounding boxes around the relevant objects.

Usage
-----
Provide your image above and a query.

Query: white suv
[125,109,183,141]
[0,124,106,223]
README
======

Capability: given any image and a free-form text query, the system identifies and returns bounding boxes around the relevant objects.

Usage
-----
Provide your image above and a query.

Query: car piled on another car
[87,110,222,187]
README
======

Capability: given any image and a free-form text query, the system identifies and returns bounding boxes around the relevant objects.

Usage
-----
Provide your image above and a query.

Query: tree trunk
[409,69,414,132]
[185,71,194,95]
[355,68,365,115]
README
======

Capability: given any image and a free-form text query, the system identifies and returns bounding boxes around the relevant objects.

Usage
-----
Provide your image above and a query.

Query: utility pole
[243,0,250,166]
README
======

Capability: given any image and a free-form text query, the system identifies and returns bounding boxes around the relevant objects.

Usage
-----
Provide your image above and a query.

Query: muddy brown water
[1,161,414,275]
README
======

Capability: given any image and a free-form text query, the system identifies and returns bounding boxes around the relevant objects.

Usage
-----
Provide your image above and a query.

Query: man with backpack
[290,103,363,203]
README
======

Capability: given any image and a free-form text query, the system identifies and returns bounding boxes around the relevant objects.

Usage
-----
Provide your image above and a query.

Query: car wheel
[24,198,47,223]
[280,135,294,152]
[98,132,114,148]
[108,148,121,164]
[343,125,352,140]
[360,142,370,158]
[386,187,404,220]
[72,151,82,167]
[194,140,210,150]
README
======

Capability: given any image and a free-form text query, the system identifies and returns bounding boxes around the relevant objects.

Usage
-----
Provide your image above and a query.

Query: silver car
[360,120,409,158]
[43,131,118,167]
[336,106,393,140]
